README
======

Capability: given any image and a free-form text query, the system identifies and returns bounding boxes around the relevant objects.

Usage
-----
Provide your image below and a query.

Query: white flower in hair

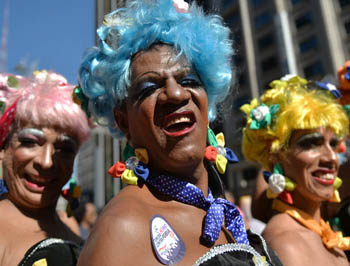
[269,173,285,194]
[103,15,123,27]
[103,11,133,27]
[0,75,7,88]
[252,105,269,122]
[281,74,297,81]
[325,83,337,92]
[173,0,189,13]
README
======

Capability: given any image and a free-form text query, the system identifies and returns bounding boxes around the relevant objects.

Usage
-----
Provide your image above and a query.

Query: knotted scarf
[146,173,249,245]
[273,199,350,250]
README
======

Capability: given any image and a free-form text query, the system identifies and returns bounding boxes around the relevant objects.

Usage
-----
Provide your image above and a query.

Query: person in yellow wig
[241,74,350,265]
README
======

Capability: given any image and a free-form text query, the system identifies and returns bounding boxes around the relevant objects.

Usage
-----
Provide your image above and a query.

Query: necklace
[273,199,350,250]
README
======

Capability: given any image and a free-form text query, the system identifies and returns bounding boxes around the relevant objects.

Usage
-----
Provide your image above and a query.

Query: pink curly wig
[0,71,90,146]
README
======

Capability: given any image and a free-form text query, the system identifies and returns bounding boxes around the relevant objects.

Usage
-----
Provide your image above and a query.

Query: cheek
[283,153,315,177]
[59,157,75,172]
[128,101,158,141]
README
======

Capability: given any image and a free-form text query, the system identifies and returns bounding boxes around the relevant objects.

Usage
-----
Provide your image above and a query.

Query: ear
[0,149,4,161]
[113,107,130,140]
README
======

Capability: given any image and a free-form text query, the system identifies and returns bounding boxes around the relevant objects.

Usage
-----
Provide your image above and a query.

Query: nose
[34,144,54,169]
[321,144,338,167]
[157,77,191,104]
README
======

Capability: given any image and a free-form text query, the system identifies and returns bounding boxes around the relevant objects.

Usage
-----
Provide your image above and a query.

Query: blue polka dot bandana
[146,173,249,245]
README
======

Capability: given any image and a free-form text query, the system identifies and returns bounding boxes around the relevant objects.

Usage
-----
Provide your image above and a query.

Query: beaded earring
[61,178,81,217]
[263,163,296,205]
[205,127,238,174]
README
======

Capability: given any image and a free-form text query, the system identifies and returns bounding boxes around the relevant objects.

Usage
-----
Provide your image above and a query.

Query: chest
[0,227,47,266]
[301,231,348,266]
[140,204,235,265]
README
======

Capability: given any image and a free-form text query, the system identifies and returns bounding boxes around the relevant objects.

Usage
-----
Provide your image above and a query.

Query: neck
[5,195,58,221]
[291,190,321,222]
[152,159,209,197]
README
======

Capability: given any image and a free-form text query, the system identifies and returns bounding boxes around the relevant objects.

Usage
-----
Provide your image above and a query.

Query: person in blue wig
[75,0,282,265]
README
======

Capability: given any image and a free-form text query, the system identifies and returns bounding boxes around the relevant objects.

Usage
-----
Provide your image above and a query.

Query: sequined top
[194,230,283,266]
[18,238,80,266]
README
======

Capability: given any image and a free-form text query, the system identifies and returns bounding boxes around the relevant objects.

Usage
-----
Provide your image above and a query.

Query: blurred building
[76,0,350,208]
[204,0,350,198]
[75,0,127,210]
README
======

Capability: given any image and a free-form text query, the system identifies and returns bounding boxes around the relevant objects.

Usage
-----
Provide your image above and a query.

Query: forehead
[130,45,189,78]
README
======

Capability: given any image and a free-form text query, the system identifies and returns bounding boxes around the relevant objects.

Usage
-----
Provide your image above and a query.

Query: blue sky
[0,0,95,84]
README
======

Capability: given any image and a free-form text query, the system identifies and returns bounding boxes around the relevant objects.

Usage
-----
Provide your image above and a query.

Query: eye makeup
[295,132,323,149]
[133,77,162,102]
[178,73,203,88]
[295,132,339,150]
[130,62,201,103]
[58,135,78,152]
[18,128,45,140]
[17,128,45,147]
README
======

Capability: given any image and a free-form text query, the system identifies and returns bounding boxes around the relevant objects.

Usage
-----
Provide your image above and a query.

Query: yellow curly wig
[241,75,349,171]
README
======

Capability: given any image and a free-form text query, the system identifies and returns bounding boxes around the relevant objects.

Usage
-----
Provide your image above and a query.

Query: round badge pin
[150,215,186,265]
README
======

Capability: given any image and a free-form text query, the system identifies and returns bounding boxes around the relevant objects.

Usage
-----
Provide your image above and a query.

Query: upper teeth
[166,116,191,127]
[319,173,334,180]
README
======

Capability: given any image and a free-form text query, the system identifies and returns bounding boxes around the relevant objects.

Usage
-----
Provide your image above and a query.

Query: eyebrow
[18,128,45,138]
[295,132,323,144]
[60,135,78,148]
[134,65,193,82]
[17,128,78,147]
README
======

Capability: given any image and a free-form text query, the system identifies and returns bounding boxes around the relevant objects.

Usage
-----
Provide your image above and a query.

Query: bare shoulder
[262,214,318,266]
[0,201,9,264]
[78,185,160,266]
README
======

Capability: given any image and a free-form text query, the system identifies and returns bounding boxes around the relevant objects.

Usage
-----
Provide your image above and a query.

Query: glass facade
[254,11,273,30]
[299,36,318,53]
[304,61,324,78]
[295,12,313,30]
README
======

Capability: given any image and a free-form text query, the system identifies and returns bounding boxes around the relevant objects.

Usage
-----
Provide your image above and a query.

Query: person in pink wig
[0,71,90,266]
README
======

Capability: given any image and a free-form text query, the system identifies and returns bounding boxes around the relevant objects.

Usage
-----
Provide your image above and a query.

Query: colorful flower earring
[108,143,149,185]
[329,177,342,203]
[61,179,81,217]
[263,163,296,205]
[205,127,238,174]
[0,179,8,196]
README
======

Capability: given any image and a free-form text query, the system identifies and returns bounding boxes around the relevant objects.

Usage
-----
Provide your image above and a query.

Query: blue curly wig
[78,0,234,137]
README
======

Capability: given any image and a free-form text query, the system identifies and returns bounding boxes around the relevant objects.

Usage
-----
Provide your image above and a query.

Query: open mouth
[312,171,335,185]
[162,111,196,137]
[23,174,52,192]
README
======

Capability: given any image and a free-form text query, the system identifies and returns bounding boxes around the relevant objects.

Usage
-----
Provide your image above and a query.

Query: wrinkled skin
[116,44,209,179]
[77,45,235,266]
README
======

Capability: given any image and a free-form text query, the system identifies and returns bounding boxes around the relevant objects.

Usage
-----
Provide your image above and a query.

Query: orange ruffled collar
[272,199,350,251]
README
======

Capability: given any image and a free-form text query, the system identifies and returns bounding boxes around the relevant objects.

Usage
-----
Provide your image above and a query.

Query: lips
[162,111,196,137]
[312,170,335,185]
[23,174,53,192]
